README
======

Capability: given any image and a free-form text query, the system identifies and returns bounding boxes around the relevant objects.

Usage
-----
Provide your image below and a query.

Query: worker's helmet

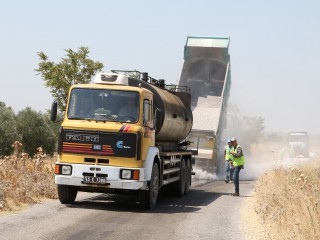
[227,139,231,143]
[231,137,236,142]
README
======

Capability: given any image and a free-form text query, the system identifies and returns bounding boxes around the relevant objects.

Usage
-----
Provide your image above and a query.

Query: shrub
[254,160,320,239]
[0,158,57,211]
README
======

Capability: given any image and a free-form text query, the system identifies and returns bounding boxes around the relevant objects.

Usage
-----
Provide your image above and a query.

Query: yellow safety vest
[225,145,234,161]
[232,145,245,167]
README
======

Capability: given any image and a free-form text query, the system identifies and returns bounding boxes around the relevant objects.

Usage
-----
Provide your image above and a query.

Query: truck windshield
[289,134,306,142]
[67,88,140,123]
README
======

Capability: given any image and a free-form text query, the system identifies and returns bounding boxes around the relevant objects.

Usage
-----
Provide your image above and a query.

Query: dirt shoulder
[240,188,272,240]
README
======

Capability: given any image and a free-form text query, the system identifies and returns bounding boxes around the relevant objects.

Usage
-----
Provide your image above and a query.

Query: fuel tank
[128,78,192,143]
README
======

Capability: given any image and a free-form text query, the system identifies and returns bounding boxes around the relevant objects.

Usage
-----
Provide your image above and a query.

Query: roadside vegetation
[0,46,104,213]
[254,159,320,239]
[0,157,57,211]
[0,102,57,158]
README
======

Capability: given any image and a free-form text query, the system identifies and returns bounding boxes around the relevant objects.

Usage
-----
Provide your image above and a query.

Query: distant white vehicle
[288,132,309,158]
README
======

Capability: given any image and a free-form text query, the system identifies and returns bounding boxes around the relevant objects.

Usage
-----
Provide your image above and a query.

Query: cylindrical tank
[128,78,193,143]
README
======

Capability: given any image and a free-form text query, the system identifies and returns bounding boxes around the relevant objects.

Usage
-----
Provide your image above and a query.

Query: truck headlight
[121,169,132,179]
[61,165,72,175]
[120,169,140,180]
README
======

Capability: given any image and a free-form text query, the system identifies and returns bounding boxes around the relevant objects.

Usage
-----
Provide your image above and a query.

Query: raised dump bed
[178,36,231,173]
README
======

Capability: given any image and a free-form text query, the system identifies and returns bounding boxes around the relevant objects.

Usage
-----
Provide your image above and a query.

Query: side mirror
[153,107,161,131]
[50,102,58,122]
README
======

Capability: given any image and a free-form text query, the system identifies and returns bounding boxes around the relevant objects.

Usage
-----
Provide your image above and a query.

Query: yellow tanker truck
[51,71,194,209]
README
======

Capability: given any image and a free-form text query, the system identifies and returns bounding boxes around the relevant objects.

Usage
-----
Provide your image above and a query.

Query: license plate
[83,176,107,184]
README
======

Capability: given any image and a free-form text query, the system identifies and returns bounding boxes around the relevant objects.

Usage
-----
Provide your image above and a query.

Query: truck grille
[61,129,137,157]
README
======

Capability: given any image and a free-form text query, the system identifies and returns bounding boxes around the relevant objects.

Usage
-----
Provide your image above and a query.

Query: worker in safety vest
[230,137,245,196]
[224,139,234,183]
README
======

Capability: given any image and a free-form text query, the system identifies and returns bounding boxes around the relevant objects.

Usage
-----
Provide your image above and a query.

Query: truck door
[142,99,155,159]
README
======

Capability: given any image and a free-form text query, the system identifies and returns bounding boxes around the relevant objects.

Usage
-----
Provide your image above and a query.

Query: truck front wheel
[139,163,159,209]
[57,185,78,204]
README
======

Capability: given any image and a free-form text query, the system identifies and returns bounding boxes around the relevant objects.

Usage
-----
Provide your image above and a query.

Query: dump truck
[288,131,309,158]
[178,36,231,173]
[51,71,194,209]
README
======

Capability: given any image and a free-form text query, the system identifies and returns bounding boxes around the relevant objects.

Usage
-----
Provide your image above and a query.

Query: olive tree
[35,47,104,112]
[16,108,56,157]
[0,102,19,156]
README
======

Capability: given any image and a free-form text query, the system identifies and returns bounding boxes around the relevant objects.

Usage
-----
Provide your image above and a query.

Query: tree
[0,102,19,156]
[44,109,62,148]
[35,47,104,112]
[16,108,56,157]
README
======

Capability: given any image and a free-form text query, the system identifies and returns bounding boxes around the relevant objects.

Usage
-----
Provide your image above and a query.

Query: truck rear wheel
[172,159,186,197]
[57,185,78,204]
[185,159,191,195]
[140,163,159,209]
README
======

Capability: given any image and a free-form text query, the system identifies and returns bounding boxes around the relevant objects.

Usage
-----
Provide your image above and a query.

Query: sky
[1,0,319,133]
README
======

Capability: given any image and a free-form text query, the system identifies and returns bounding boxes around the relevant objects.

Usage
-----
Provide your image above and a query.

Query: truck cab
[288,132,309,158]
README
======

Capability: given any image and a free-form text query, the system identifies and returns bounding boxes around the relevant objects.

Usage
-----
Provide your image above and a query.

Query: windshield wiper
[68,117,93,121]
[94,113,119,122]
[69,115,124,123]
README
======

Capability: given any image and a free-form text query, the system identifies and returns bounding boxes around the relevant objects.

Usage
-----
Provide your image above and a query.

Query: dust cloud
[219,104,320,180]
[193,167,218,180]
[191,167,218,186]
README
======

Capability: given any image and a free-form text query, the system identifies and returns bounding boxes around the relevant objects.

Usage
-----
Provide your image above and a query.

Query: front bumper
[55,163,147,190]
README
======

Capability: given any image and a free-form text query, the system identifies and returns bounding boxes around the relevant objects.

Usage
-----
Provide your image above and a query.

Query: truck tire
[172,159,186,197]
[57,185,78,204]
[139,163,159,209]
[185,159,191,195]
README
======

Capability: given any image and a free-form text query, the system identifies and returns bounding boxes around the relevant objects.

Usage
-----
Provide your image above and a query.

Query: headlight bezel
[55,164,72,175]
[120,169,140,180]
[120,169,132,179]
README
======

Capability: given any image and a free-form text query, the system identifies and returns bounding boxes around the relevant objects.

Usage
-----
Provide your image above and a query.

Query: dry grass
[254,159,320,240]
[0,157,57,211]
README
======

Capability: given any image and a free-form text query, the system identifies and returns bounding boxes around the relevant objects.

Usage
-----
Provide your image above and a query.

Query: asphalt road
[0,180,254,240]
